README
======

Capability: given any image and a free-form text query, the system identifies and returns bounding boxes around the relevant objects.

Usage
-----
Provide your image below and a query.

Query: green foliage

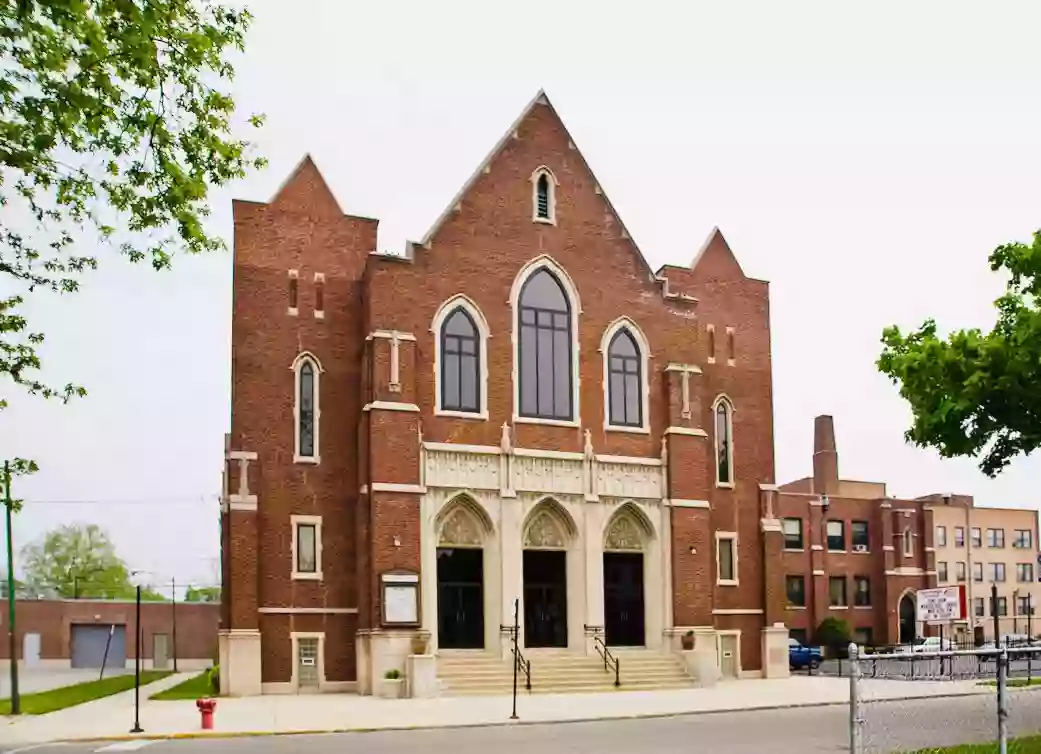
[384,668,401,680]
[21,523,139,598]
[814,617,851,655]
[878,230,1041,476]
[0,670,171,714]
[185,585,221,603]
[0,0,264,441]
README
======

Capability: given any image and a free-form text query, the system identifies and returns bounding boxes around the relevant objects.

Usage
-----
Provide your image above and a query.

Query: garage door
[71,624,126,669]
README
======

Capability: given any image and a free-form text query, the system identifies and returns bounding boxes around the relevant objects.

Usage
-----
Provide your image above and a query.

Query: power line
[21,494,220,506]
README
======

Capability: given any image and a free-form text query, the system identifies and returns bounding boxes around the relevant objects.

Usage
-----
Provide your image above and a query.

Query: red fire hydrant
[196,698,217,730]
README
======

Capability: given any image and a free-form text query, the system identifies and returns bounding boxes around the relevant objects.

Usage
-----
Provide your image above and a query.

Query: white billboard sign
[916,586,965,623]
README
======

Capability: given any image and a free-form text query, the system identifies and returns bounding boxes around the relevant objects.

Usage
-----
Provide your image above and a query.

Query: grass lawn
[150,671,217,701]
[0,670,172,715]
[979,678,1041,688]
[910,735,1041,753]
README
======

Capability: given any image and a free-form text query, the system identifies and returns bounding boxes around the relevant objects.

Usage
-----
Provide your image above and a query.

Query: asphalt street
[5,690,1040,754]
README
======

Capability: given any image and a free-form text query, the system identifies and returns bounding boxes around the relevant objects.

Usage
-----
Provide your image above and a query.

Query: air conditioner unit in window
[854,544,868,553]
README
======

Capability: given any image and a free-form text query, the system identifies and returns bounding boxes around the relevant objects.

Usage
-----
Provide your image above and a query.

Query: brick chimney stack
[813,414,840,496]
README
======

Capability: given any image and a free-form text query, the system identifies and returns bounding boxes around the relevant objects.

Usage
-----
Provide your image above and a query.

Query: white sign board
[916,586,965,623]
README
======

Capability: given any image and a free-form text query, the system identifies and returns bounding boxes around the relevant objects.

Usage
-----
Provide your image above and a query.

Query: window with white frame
[440,306,481,413]
[531,167,556,224]
[518,268,573,420]
[292,353,321,462]
[991,562,1006,582]
[935,526,947,547]
[826,520,845,551]
[782,518,803,550]
[902,528,914,557]
[606,328,642,427]
[714,397,734,486]
[716,532,738,585]
[292,515,322,580]
[829,576,848,607]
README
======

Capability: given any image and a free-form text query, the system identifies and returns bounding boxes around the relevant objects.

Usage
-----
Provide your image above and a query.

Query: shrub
[384,668,401,680]
[207,664,220,693]
[815,617,852,657]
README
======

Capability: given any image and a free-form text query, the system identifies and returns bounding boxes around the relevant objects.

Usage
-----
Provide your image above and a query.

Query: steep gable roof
[413,90,656,280]
[268,154,346,217]
[690,226,746,279]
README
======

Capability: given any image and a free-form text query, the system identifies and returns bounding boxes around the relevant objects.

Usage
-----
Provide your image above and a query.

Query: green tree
[21,523,136,598]
[0,0,264,418]
[878,230,1041,476]
[814,617,852,657]
[184,585,220,603]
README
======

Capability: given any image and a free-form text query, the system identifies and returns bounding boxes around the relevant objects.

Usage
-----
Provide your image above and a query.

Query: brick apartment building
[777,416,1040,650]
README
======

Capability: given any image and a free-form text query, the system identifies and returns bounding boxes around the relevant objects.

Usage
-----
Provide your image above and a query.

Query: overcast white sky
[4,0,1040,588]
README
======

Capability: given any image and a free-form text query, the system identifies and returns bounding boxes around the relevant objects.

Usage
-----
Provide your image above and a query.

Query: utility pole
[993,582,1001,644]
[171,577,178,672]
[4,461,19,714]
[130,583,142,734]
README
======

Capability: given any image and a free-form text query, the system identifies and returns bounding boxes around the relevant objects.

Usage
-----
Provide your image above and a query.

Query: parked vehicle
[894,636,956,654]
[789,638,823,669]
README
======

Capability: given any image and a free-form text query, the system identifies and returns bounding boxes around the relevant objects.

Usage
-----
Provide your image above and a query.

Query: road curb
[59,689,992,745]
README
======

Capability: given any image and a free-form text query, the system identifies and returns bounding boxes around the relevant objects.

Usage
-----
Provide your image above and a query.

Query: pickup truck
[789,638,823,670]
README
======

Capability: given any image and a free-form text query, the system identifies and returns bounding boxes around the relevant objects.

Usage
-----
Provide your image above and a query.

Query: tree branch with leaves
[878,230,1041,476]
[0,0,264,427]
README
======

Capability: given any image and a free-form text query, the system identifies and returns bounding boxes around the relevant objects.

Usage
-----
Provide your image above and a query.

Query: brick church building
[219,91,908,696]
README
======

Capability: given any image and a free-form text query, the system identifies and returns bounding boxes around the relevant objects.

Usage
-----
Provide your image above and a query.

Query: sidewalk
[0,675,990,746]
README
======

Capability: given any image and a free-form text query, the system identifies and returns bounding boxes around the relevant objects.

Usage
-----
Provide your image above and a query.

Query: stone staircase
[437,649,694,696]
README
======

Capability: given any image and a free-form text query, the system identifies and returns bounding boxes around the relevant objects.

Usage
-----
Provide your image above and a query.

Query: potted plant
[410,634,428,655]
[681,630,695,651]
[381,668,404,699]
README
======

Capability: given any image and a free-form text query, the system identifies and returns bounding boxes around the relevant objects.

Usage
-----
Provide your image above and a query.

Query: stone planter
[380,678,404,699]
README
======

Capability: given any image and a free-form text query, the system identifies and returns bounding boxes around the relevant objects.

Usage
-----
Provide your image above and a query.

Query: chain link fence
[848,643,1041,753]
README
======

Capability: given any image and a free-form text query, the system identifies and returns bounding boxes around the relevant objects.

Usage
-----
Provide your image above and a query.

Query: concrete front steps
[437,649,694,696]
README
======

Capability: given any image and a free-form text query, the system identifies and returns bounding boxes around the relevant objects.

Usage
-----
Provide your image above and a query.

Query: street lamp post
[128,570,150,734]
[4,461,19,715]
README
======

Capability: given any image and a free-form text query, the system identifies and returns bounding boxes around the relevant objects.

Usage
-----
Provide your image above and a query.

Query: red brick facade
[223,92,798,692]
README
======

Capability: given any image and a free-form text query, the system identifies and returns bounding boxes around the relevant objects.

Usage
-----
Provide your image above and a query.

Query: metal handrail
[593,635,620,687]
[512,644,531,691]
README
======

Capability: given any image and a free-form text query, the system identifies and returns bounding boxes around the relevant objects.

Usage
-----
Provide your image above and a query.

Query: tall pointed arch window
[714,397,734,486]
[519,269,572,420]
[608,329,641,427]
[292,353,322,463]
[441,307,480,413]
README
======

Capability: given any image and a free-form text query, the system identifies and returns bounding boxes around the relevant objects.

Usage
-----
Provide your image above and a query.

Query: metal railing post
[997,641,1008,754]
[849,643,863,754]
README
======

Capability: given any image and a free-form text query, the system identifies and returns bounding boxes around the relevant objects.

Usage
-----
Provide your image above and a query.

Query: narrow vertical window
[441,307,480,413]
[714,397,733,485]
[297,523,316,573]
[292,353,321,463]
[314,273,325,319]
[726,327,735,364]
[531,167,556,224]
[288,269,299,315]
[903,528,913,557]
[716,533,737,585]
[607,329,641,427]
[707,325,716,363]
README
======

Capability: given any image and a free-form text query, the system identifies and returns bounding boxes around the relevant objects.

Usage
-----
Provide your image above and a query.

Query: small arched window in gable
[531,167,556,224]
[714,397,733,486]
[607,329,641,427]
[441,306,481,413]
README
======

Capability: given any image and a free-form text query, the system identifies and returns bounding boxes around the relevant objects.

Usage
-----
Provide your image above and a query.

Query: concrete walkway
[0,675,991,746]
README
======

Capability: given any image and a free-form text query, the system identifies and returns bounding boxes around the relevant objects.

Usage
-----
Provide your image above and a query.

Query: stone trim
[600,317,651,434]
[664,426,708,437]
[363,401,421,413]
[370,483,426,494]
[259,607,358,615]
[669,499,710,509]
[712,608,764,615]
[291,515,323,581]
[430,295,490,420]
[366,330,417,342]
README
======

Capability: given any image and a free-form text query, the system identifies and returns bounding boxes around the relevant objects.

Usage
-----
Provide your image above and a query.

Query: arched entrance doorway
[436,497,491,649]
[602,504,652,647]
[522,500,574,648]
[899,592,917,644]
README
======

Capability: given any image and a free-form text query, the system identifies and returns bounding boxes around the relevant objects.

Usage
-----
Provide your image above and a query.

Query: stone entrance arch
[602,503,654,646]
